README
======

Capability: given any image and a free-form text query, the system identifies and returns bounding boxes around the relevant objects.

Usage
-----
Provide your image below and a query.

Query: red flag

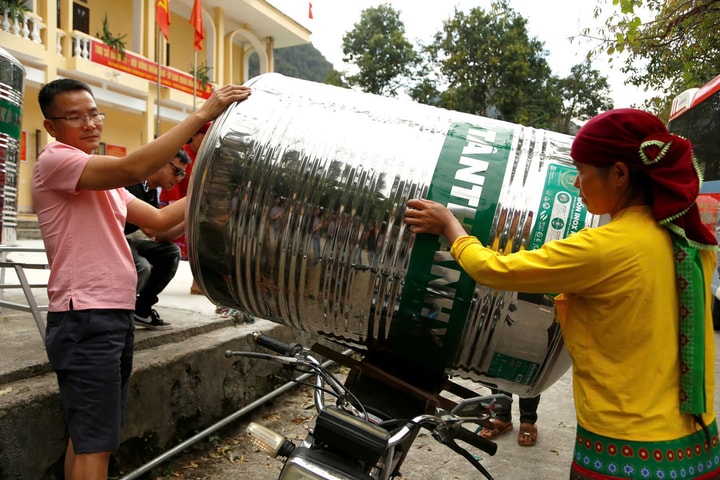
[308,2,313,19]
[156,0,170,40]
[190,0,204,51]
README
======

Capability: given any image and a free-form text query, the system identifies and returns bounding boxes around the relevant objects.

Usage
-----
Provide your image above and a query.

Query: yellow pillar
[145,92,157,140]
[57,0,73,68]
[265,37,275,73]
[38,0,56,57]
[213,6,224,85]
[143,0,155,60]
[223,32,234,84]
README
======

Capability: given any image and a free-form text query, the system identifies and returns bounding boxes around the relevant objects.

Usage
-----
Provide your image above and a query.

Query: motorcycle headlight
[281,463,328,480]
[281,455,357,480]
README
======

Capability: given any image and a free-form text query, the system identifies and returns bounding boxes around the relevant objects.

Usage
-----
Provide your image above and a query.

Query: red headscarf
[571,108,716,247]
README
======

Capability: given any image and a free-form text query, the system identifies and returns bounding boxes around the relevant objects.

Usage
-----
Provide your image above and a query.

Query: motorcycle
[225,332,512,480]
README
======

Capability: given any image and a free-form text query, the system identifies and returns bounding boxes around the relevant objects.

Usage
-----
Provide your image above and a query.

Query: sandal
[517,423,537,447]
[477,419,513,440]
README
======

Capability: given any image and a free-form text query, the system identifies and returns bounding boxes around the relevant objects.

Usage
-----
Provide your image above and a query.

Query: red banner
[156,0,170,40]
[190,0,204,51]
[20,131,26,162]
[106,144,127,157]
[90,39,212,99]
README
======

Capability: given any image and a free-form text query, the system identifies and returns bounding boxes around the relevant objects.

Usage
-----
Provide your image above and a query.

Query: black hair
[630,169,654,204]
[38,78,94,118]
[175,149,191,166]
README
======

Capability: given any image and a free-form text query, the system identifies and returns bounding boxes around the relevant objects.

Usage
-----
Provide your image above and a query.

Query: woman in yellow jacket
[404,109,720,479]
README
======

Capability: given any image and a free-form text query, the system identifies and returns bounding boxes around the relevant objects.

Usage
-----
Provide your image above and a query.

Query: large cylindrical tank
[0,47,25,246]
[188,73,599,396]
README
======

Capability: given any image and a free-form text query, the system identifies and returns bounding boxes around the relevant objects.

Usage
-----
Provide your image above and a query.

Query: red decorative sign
[106,144,127,157]
[90,40,212,99]
[20,131,26,162]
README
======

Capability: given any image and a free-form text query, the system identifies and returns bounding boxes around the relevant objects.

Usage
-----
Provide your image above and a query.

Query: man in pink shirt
[33,78,250,480]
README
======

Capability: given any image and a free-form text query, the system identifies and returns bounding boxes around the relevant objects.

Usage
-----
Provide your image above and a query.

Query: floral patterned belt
[570,422,720,479]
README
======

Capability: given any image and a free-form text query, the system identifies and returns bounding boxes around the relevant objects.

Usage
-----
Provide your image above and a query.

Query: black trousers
[127,237,180,316]
[491,390,540,424]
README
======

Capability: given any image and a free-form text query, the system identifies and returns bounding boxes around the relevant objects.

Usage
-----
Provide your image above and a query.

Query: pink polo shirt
[32,141,137,311]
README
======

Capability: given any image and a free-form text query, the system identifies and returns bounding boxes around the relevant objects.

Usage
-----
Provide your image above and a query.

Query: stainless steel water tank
[0,47,25,246]
[188,73,599,396]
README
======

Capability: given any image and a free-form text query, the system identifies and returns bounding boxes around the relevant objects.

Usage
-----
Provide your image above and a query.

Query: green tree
[425,1,559,127]
[325,69,350,88]
[341,4,418,96]
[248,44,333,83]
[552,60,614,134]
[274,44,333,83]
[407,44,443,106]
[588,0,720,113]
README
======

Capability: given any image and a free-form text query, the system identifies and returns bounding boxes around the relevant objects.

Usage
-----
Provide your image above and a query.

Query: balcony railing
[1,9,45,44]
[70,31,91,59]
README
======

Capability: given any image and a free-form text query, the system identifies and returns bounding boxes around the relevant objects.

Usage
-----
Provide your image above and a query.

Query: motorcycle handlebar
[252,332,302,356]
[389,415,497,456]
[454,426,498,455]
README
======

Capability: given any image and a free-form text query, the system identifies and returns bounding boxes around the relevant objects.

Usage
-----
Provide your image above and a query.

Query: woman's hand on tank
[404,198,467,243]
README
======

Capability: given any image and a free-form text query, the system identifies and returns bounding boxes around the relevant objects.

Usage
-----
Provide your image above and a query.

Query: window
[73,2,89,34]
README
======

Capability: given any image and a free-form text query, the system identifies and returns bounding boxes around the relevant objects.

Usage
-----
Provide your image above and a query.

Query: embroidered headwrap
[571,108,717,416]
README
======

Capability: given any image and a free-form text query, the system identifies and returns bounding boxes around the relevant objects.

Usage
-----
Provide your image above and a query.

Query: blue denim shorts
[45,309,134,453]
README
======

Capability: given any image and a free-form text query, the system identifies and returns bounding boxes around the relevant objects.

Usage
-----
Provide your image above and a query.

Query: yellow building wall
[168,11,209,80]
[99,110,147,155]
[86,0,133,43]
[6,0,302,219]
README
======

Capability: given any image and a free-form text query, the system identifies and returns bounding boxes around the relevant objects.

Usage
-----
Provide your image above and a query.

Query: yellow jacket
[450,205,716,440]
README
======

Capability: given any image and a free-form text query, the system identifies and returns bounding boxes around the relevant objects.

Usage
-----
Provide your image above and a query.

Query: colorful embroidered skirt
[570,423,720,479]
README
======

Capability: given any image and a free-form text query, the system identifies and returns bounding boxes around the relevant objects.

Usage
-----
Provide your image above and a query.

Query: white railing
[1,9,45,45]
[70,31,92,60]
[56,30,64,55]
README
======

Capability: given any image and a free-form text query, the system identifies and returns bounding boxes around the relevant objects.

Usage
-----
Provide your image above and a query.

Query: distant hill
[250,44,334,83]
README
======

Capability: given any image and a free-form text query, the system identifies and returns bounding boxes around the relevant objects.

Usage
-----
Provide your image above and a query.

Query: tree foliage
[274,44,333,84]
[552,60,614,133]
[588,0,720,112]
[421,1,561,128]
[248,44,333,84]
[340,4,418,96]
[265,2,614,134]
[325,69,349,88]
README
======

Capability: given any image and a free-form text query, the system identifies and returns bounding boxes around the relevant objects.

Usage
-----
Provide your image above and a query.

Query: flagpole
[156,25,162,136]
[193,50,198,111]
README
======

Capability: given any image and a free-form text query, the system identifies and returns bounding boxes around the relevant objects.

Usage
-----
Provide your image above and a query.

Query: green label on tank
[487,352,540,384]
[392,121,513,371]
[0,100,22,139]
[528,163,588,249]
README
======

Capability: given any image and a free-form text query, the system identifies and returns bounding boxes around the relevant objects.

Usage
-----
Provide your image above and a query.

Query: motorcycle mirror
[450,394,513,417]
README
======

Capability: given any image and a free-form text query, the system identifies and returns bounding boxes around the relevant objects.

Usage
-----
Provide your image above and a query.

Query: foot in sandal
[478,419,513,440]
[517,423,538,446]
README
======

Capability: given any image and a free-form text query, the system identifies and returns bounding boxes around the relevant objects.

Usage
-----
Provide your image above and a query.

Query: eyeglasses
[46,112,106,127]
[169,162,187,178]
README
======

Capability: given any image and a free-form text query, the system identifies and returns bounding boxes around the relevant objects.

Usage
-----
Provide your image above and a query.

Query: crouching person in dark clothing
[125,149,191,330]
